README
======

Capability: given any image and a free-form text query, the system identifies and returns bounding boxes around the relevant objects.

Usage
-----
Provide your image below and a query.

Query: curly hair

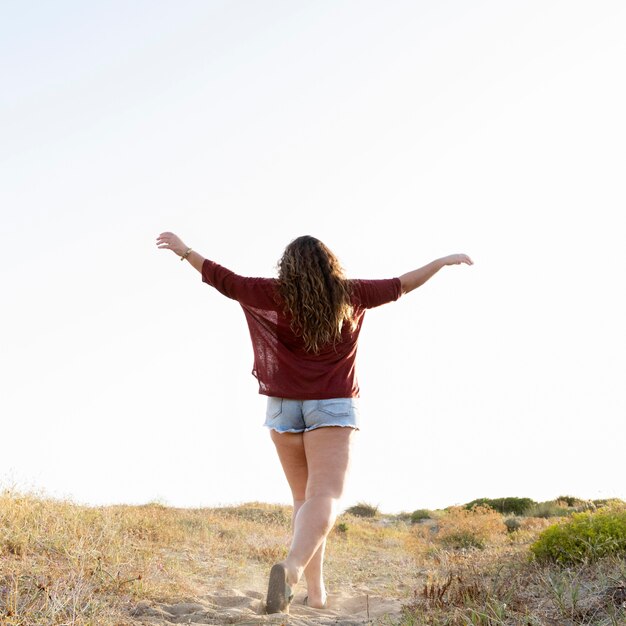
[277,236,357,353]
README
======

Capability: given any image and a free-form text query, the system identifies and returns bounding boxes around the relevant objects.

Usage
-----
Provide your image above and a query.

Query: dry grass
[435,505,507,550]
[0,491,291,625]
[1,489,625,625]
[398,506,626,625]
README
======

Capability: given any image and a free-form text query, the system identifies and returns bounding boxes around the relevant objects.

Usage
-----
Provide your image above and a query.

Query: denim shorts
[263,397,360,433]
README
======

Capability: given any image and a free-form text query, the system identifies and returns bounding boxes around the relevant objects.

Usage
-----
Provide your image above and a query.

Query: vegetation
[1,489,625,625]
[504,516,522,533]
[437,505,506,550]
[465,497,536,515]
[410,509,432,523]
[465,496,626,520]
[531,505,626,565]
[344,501,379,518]
[556,494,589,508]
[527,500,573,518]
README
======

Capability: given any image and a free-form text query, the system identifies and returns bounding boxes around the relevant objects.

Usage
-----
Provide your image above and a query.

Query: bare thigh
[270,427,355,500]
[270,431,307,501]
[303,427,355,499]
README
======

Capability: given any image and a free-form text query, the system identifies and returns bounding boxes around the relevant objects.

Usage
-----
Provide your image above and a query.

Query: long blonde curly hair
[277,236,357,353]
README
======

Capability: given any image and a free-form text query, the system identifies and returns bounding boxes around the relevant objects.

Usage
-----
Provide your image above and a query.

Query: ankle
[305,588,327,609]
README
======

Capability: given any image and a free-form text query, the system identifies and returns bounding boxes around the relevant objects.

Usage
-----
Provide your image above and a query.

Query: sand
[129,587,403,625]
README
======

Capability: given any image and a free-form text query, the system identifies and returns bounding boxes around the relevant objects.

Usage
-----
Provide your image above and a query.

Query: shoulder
[201,259,280,308]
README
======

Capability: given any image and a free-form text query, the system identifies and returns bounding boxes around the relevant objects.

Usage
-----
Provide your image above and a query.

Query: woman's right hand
[156,232,189,257]
[442,254,473,266]
[400,254,473,294]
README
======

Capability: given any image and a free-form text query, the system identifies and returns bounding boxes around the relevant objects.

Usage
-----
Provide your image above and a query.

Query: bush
[410,509,431,523]
[345,502,379,518]
[527,501,572,519]
[593,498,626,509]
[555,495,584,508]
[437,505,506,550]
[504,517,522,533]
[441,531,486,549]
[465,497,535,515]
[554,495,598,512]
[531,507,626,565]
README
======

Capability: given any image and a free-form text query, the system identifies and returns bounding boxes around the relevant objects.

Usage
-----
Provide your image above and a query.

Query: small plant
[441,531,486,550]
[410,509,431,523]
[531,507,626,565]
[541,569,584,620]
[335,522,349,534]
[345,502,379,518]
[504,517,522,533]
[462,599,509,626]
[422,574,453,607]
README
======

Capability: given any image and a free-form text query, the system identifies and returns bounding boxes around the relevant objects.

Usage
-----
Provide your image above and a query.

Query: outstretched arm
[156,232,205,272]
[399,254,473,294]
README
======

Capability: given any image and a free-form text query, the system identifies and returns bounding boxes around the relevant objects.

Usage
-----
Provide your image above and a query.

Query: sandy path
[129,587,404,625]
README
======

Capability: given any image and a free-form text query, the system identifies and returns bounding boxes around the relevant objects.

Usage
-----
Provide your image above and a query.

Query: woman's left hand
[156,232,188,257]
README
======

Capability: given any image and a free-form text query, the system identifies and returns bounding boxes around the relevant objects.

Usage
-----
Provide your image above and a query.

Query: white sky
[1,1,624,513]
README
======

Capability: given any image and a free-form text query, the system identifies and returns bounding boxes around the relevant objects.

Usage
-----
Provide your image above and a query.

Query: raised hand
[156,232,188,257]
[442,254,473,266]
[399,253,473,294]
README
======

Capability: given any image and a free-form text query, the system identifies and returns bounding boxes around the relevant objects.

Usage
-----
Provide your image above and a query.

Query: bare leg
[292,500,327,606]
[281,428,354,601]
[270,432,329,607]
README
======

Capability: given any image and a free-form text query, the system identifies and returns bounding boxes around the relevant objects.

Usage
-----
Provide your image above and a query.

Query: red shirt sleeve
[201,259,278,310]
[349,278,402,309]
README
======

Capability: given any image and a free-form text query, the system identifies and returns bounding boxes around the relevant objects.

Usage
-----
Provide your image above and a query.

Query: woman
[156,231,472,613]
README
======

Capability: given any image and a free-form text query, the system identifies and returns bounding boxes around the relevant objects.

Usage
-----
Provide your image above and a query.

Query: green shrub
[531,507,626,565]
[465,497,535,515]
[345,502,379,518]
[410,509,431,523]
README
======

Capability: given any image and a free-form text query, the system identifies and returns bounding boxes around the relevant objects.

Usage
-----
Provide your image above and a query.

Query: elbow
[399,276,413,295]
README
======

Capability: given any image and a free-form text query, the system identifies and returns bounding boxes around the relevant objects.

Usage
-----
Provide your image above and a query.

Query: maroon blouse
[201,259,402,399]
